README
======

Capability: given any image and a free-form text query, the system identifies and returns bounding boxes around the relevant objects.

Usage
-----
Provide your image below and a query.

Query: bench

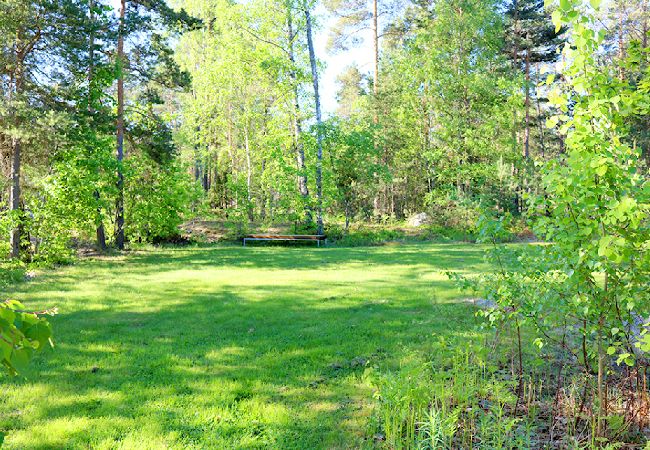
[243,234,326,247]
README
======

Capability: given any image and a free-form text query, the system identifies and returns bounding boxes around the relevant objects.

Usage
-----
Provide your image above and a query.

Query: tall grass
[367,348,535,449]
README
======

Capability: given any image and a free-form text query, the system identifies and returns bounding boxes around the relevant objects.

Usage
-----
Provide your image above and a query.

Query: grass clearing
[0,243,494,449]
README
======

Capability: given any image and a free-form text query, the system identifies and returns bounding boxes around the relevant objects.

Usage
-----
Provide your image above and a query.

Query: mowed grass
[1,243,494,449]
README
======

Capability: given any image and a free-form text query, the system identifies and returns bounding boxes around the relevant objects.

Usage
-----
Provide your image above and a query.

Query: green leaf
[598,235,613,257]
[551,10,563,33]
[0,307,16,324]
[637,334,650,353]
[589,0,601,9]
[0,340,11,361]
[25,322,52,349]
[546,116,559,128]
[10,349,30,373]
[616,352,634,366]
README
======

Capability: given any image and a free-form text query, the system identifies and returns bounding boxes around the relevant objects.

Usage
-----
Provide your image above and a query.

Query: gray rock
[408,212,430,227]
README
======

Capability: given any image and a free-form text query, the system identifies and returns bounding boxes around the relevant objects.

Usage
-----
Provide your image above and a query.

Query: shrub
[452,2,650,442]
[124,155,202,243]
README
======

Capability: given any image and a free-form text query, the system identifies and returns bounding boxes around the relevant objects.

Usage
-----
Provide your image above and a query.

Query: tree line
[177,0,568,231]
[1,0,649,260]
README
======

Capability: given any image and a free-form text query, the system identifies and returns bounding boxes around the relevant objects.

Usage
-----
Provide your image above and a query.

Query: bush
[124,155,202,243]
[328,225,402,247]
[425,196,481,234]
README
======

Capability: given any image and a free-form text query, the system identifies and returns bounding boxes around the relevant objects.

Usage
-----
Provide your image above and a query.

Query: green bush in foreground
[451,0,650,443]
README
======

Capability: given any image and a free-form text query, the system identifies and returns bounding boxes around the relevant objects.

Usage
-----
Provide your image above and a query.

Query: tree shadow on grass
[1,243,490,449]
[99,242,491,273]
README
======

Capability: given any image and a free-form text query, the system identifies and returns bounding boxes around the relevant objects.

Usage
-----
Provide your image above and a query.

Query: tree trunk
[618,5,625,81]
[287,6,311,223]
[245,123,254,222]
[524,47,530,159]
[372,0,379,122]
[642,1,648,58]
[260,158,267,220]
[371,0,383,218]
[597,314,607,437]
[115,0,126,250]
[304,2,324,235]
[9,43,25,258]
[94,191,107,249]
[9,136,21,258]
[511,0,519,158]
[89,0,107,250]
[535,64,547,158]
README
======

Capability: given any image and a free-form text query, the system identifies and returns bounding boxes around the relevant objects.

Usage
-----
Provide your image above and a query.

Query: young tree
[465,2,650,439]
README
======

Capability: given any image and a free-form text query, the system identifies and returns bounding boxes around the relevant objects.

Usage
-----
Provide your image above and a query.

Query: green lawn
[1,243,493,449]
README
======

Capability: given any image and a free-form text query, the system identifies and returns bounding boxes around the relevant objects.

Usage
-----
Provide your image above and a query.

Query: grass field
[0,243,494,449]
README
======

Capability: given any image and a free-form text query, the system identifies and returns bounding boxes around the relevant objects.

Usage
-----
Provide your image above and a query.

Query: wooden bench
[243,234,326,247]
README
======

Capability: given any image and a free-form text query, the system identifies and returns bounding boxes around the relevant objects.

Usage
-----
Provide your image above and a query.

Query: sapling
[540,0,650,435]
[455,0,650,439]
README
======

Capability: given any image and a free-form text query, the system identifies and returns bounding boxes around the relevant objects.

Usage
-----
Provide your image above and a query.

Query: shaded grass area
[0,243,493,449]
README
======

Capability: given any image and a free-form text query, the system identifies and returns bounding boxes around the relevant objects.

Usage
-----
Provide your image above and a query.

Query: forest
[0,0,649,448]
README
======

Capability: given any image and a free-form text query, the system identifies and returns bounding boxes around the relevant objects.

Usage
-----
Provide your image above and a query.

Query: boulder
[408,212,429,227]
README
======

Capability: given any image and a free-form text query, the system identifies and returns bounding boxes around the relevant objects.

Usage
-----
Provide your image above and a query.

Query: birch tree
[303,0,324,234]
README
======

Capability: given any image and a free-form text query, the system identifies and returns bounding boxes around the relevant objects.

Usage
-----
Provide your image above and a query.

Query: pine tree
[504,0,565,159]
[112,0,199,249]
[336,65,367,119]
[0,0,95,258]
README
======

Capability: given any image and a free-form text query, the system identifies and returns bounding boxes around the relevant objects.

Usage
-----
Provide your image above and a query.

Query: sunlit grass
[1,243,495,449]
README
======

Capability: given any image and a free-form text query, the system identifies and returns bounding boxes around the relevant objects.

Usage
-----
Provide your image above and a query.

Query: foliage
[372,0,523,219]
[124,154,202,242]
[319,118,379,227]
[0,0,200,261]
[451,0,650,441]
[0,300,55,376]
[0,260,26,290]
[366,345,532,449]
[326,224,402,246]
[171,0,549,228]
[543,0,650,363]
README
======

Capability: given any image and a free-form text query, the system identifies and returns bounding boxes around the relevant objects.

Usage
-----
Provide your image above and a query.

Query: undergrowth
[366,332,650,449]
[365,341,537,449]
